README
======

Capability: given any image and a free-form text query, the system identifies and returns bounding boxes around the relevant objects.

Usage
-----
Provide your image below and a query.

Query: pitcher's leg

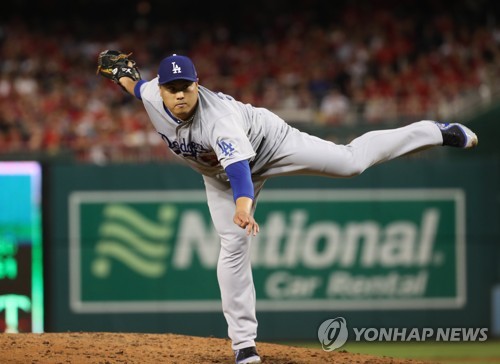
[264,120,443,178]
[344,119,443,174]
[203,176,263,350]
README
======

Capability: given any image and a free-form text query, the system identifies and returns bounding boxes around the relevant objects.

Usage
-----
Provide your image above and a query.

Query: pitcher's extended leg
[264,120,444,178]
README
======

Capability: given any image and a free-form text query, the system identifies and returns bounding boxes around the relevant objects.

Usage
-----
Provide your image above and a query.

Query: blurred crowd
[1,0,499,163]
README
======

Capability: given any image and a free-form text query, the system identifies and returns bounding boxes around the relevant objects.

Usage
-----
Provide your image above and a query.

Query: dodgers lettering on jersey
[158,132,219,167]
[159,133,207,158]
[137,79,291,180]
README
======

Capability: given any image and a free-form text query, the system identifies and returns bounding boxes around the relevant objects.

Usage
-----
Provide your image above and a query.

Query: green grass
[280,340,500,364]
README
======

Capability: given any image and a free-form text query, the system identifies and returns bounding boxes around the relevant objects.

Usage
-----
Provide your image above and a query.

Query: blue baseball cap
[158,54,198,85]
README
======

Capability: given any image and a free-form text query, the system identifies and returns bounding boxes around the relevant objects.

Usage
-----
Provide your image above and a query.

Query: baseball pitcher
[97,50,478,364]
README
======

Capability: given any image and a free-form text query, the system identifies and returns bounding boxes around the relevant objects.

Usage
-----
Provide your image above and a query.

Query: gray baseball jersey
[139,79,291,180]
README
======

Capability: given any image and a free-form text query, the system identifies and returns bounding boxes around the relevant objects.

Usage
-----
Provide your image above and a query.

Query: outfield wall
[41,155,499,341]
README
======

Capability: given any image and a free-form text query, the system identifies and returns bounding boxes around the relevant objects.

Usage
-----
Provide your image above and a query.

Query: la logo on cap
[171,61,182,74]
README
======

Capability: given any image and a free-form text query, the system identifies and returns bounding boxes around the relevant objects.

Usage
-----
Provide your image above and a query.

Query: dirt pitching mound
[0,332,430,363]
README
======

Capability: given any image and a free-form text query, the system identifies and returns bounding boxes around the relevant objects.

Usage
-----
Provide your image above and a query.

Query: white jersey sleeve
[208,112,256,169]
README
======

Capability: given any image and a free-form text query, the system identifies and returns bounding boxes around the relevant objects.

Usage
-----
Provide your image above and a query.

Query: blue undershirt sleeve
[134,80,147,100]
[225,160,254,202]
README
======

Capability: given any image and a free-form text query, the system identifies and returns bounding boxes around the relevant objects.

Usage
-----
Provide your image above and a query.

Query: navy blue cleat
[235,346,262,364]
[435,122,478,148]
